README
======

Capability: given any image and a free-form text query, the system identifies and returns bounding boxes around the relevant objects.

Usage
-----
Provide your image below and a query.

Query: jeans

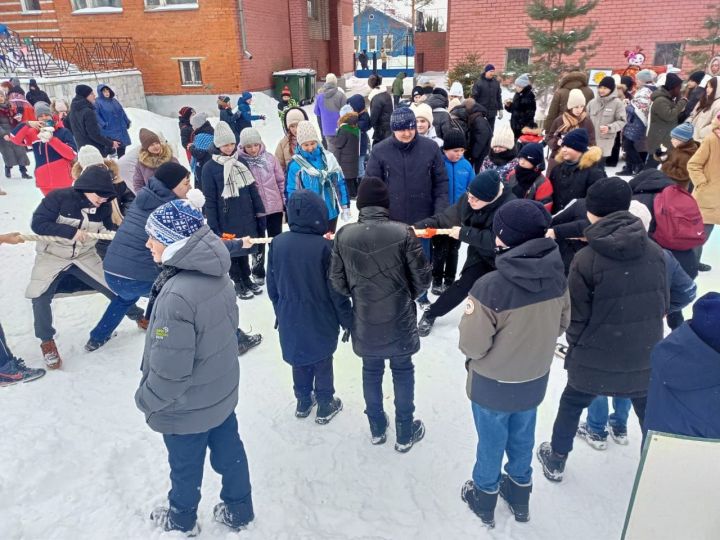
[105,272,153,304]
[32,265,136,343]
[431,236,460,285]
[427,260,494,319]
[251,212,283,279]
[362,355,415,424]
[393,95,400,107]
[0,323,11,370]
[471,402,536,492]
[417,239,432,303]
[550,384,647,455]
[162,412,253,532]
[292,357,335,404]
[696,224,715,263]
[586,397,632,436]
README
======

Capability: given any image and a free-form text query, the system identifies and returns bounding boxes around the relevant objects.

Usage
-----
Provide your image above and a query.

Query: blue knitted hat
[146,199,204,246]
[670,122,694,143]
[390,106,417,131]
[562,128,589,153]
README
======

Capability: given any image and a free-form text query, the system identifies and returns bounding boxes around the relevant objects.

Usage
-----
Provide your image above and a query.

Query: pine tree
[684,5,720,70]
[525,0,601,95]
[448,53,487,97]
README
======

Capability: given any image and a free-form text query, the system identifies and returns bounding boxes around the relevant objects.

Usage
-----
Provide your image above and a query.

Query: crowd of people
[0,66,718,535]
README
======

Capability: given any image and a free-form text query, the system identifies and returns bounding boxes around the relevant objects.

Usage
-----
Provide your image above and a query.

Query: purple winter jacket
[237,144,286,215]
[314,84,347,138]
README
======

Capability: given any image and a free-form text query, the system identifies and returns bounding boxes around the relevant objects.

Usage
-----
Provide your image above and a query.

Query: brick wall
[0,0,60,36]
[448,0,708,75]
[415,31,447,72]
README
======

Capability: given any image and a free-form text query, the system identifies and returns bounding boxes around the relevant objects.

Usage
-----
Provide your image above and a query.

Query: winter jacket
[444,156,474,205]
[459,238,570,412]
[237,144,286,215]
[688,122,720,225]
[135,226,239,435]
[26,87,50,107]
[481,148,519,181]
[690,95,720,142]
[189,122,214,188]
[274,106,308,172]
[179,118,193,154]
[268,190,353,366]
[549,146,605,212]
[103,177,178,283]
[506,168,553,212]
[680,86,706,124]
[450,100,492,167]
[586,94,627,156]
[202,154,265,238]
[67,95,114,155]
[365,133,449,224]
[132,144,179,193]
[95,84,131,147]
[357,109,371,156]
[0,103,30,169]
[333,123,360,178]
[415,188,515,272]
[565,211,668,398]
[505,85,537,136]
[10,121,77,195]
[314,84,347,138]
[420,125,443,147]
[471,76,502,117]
[219,106,238,141]
[286,145,348,221]
[424,93,452,140]
[663,250,697,313]
[545,72,595,130]
[545,114,597,173]
[391,73,405,96]
[647,87,688,155]
[368,87,393,144]
[329,206,431,358]
[550,198,590,273]
[26,179,115,299]
[234,92,264,134]
[660,139,699,190]
[645,322,720,439]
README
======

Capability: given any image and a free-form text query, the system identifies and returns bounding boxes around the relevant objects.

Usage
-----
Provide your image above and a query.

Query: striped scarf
[212,154,255,199]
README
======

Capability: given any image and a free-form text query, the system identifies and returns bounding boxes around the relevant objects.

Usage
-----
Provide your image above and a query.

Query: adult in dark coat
[548,198,590,274]
[679,71,707,123]
[425,89,452,140]
[472,65,502,132]
[505,77,537,139]
[330,177,431,451]
[66,85,115,156]
[95,83,131,157]
[645,292,720,439]
[451,99,492,171]
[368,74,393,145]
[646,75,688,162]
[26,79,50,107]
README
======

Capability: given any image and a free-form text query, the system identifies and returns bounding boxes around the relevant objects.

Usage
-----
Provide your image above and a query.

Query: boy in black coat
[537,178,669,483]
[267,190,352,423]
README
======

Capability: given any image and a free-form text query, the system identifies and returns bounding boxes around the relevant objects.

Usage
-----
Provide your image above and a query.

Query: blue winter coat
[445,155,474,205]
[95,84,131,146]
[645,323,720,439]
[267,190,352,366]
[286,145,349,221]
[234,92,263,134]
[103,177,177,282]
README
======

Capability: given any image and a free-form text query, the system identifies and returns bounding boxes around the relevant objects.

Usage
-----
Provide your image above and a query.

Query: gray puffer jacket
[135,225,240,435]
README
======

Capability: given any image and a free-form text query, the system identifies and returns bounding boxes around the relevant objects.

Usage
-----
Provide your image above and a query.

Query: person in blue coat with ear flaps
[234,92,265,135]
[267,189,352,424]
[95,83,131,157]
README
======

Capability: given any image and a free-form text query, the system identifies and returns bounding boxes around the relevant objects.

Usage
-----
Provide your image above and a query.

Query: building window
[22,0,42,12]
[354,37,360,52]
[383,35,393,52]
[368,36,377,51]
[179,59,202,86]
[145,0,197,8]
[654,42,683,67]
[71,0,121,10]
[307,0,317,19]
[506,48,530,68]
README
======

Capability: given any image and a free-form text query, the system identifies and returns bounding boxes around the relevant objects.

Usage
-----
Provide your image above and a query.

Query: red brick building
[447,0,708,75]
[0,0,354,97]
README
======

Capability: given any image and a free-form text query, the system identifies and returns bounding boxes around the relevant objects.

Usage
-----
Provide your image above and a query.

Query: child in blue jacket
[431,129,474,295]
[234,92,265,135]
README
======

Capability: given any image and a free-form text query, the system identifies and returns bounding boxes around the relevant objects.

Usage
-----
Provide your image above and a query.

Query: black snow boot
[431,279,443,296]
[395,419,425,453]
[368,412,389,445]
[417,313,435,337]
[461,480,497,528]
[499,474,532,522]
[4,166,10,178]
[234,282,254,300]
[19,166,31,179]
[295,393,316,418]
[244,278,263,296]
[536,442,567,482]
[237,328,262,355]
[316,397,343,425]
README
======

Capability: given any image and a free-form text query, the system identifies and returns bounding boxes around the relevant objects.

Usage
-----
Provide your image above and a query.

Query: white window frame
[71,0,122,14]
[368,36,377,51]
[178,58,202,87]
[354,37,360,52]
[145,0,198,11]
[383,34,393,52]
[307,0,317,19]
[21,0,42,13]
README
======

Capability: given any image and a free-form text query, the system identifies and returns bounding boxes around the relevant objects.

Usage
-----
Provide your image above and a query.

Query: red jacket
[506,169,554,213]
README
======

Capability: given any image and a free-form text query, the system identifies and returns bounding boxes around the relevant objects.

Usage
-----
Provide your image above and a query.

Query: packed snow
[0,89,718,540]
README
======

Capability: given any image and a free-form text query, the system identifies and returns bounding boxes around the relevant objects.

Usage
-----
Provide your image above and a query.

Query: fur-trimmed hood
[521,125,542,136]
[72,159,121,184]
[554,145,603,169]
[138,143,174,170]
[559,71,589,90]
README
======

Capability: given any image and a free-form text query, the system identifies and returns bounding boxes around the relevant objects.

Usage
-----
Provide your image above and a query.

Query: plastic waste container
[272,69,307,105]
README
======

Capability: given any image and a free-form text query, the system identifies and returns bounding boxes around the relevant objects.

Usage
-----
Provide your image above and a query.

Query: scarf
[490,148,517,167]
[513,165,540,193]
[145,265,181,320]
[212,154,255,199]
[242,150,268,170]
[286,133,297,156]
[560,110,585,133]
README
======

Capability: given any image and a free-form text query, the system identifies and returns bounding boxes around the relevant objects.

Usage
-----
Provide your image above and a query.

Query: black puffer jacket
[472,76,502,117]
[66,96,113,155]
[329,206,432,358]
[505,85,537,136]
[415,188,515,272]
[369,90,393,144]
[450,100,492,167]
[549,146,606,212]
[424,93,452,140]
[550,198,589,274]
[566,211,669,398]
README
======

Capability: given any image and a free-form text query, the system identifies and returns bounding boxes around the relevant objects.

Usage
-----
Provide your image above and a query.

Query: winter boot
[554,343,568,360]
[40,340,62,370]
[136,318,150,331]
[698,263,712,272]
[417,292,431,312]
[576,422,608,450]
[19,167,31,180]
[237,329,262,355]
[125,305,148,330]
[316,397,343,425]
[536,442,567,482]
[395,419,425,453]
[234,282,254,300]
[616,166,634,177]
[213,502,254,531]
[431,279,444,296]
[4,166,10,178]
[295,393,317,418]
[244,279,263,296]
[417,313,435,337]
[84,336,111,352]
[368,412,389,445]
[461,480,497,528]
[608,423,629,445]
[499,474,532,523]
[149,507,200,537]
[0,357,46,387]
[252,275,265,287]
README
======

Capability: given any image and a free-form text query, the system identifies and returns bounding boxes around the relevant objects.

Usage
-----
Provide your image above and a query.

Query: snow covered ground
[0,92,718,540]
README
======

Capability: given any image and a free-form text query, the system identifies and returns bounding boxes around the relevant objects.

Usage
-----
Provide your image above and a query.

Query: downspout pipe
[237,0,253,59]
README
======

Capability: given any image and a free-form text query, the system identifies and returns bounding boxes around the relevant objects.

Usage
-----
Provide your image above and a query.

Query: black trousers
[251,212,284,279]
[345,177,358,200]
[230,256,251,286]
[427,260,493,319]
[487,115,496,134]
[550,383,647,455]
[328,217,338,234]
[292,357,335,404]
[606,132,621,167]
[431,236,460,285]
[622,137,645,172]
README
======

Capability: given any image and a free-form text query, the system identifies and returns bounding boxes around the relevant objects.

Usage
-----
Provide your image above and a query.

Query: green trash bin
[272,69,307,105]
[302,69,316,104]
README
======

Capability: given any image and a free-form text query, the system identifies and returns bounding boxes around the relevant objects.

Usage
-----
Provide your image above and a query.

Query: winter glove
[341,208,352,222]
[341,329,350,343]
[497,111,503,120]
[274,318,279,330]
[38,127,54,143]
